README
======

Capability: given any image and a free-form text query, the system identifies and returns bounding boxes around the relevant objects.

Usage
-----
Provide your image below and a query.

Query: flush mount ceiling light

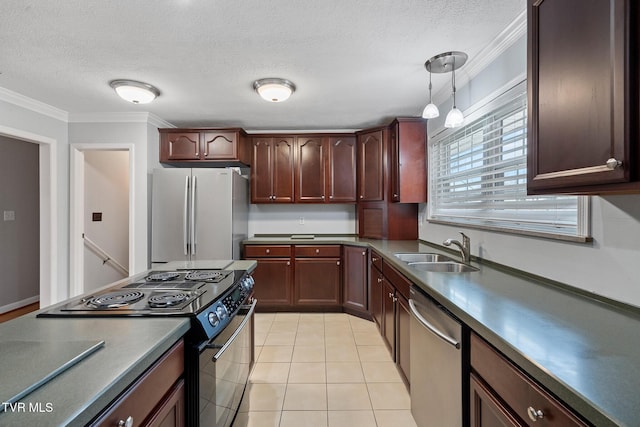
[423,51,468,128]
[253,78,296,102]
[109,79,160,104]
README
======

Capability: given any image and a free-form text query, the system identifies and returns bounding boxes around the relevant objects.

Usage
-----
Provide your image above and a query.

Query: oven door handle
[207,299,257,360]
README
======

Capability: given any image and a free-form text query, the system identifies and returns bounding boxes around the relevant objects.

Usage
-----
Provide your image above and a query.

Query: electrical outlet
[299,217,305,225]
[3,210,15,221]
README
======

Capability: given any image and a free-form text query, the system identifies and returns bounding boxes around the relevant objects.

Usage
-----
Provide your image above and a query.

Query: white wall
[421,35,640,307]
[249,204,356,236]
[83,150,129,291]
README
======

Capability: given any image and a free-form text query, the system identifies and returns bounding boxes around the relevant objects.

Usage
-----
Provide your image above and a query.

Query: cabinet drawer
[245,245,292,258]
[294,245,341,257]
[370,250,383,271]
[382,261,411,300]
[92,339,184,427]
[471,333,588,426]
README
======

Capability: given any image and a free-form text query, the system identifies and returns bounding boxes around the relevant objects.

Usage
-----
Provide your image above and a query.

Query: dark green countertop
[243,236,640,426]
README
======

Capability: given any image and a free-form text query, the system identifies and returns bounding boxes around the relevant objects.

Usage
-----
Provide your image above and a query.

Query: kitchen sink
[394,252,455,263]
[407,261,479,273]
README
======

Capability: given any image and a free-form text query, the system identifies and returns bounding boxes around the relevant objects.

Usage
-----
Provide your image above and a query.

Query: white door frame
[69,143,135,296]
[0,125,57,307]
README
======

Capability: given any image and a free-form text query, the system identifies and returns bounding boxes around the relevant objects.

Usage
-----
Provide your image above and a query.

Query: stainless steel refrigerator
[151,168,249,265]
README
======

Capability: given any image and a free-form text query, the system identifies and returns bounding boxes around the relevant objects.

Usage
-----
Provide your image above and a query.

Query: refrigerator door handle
[191,175,197,255]
[183,175,189,255]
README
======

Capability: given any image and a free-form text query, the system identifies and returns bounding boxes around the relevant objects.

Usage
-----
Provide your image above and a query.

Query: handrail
[83,234,129,276]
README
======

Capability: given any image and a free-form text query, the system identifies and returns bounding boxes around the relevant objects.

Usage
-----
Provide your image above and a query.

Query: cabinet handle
[606,158,622,170]
[377,278,383,283]
[315,249,320,254]
[388,292,394,299]
[362,251,366,256]
[265,249,270,254]
[393,296,398,302]
[118,417,133,427]
[322,194,325,199]
[329,195,333,199]
[526,407,544,422]
[336,261,340,266]
[360,195,364,199]
[372,257,378,262]
[393,193,398,198]
[287,261,290,266]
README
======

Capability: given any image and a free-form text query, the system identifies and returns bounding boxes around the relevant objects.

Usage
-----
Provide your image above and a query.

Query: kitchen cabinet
[356,128,385,201]
[91,339,185,427]
[527,0,640,194]
[382,279,395,353]
[470,333,588,427]
[244,245,293,308]
[295,136,326,202]
[389,118,427,203]
[159,128,249,164]
[294,245,341,307]
[327,135,357,202]
[342,245,368,316]
[250,136,295,203]
[370,253,384,330]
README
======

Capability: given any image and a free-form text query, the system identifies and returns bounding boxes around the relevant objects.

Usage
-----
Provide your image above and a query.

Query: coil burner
[184,270,230,283]
[148,292,190,308]
[87,291,145,309]
[146,272,180,282]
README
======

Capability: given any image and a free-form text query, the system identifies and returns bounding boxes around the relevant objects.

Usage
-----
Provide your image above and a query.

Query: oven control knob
[216,305,228,320]
[208,311,220,327]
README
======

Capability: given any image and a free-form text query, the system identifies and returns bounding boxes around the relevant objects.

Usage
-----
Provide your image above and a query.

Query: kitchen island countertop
[244,236,640,427]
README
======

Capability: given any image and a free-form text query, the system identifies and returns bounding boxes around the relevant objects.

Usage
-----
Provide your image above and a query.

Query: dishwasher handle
[409,298,461,349]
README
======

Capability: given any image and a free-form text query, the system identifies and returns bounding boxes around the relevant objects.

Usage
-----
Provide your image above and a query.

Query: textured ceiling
[0,0,525,130]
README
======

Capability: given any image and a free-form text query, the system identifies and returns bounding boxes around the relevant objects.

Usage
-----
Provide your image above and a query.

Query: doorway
[70,144,135,295]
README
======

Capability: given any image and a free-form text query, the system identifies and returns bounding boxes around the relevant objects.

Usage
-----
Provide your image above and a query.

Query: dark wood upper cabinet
[159,128,249,164]
[250,136,295,203]
[295,136,326,202]
[357,128,385,201]
[389,118,427,203]
[327,136,357,202]
[527,0,640,194]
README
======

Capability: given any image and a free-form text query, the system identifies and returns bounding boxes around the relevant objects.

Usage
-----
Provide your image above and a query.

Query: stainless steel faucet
[443,232,471,263]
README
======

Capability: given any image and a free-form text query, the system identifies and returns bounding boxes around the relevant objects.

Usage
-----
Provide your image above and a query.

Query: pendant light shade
[424,51,468,127]
[253,78,296,102]
[109,80,160,104]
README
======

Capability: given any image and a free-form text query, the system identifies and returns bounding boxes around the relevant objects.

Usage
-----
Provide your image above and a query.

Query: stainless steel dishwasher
[409,285,462,427]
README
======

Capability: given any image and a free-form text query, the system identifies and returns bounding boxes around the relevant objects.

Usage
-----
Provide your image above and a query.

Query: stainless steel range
[38,268,256,427]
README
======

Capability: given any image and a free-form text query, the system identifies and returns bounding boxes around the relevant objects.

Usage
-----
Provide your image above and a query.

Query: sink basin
[407,261,479,273]
[394,253,455,263]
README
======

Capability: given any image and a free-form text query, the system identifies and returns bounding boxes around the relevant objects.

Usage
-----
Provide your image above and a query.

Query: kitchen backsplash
[248,204,356,236]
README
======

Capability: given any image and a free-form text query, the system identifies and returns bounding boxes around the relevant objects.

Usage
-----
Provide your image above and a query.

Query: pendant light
[422,69,439,119]
[423,51,468,128]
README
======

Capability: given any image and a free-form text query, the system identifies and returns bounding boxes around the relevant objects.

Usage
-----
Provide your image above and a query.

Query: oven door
[198,299,256,427]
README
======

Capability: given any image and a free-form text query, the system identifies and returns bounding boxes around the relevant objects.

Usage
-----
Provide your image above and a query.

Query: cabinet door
[343,246,368,313]
[294,258,341,306]
[162,132,201,161]
[272,137,295,202]
[251,138,275,203]
[203,131,237,160]
[395,293,410,386]
[389,119,427,203]
[470,374,524,427]
[527,0,630,192]
[370,266,384,330]
[328,136,357,202]
[144,380,185,427]
[382,280,395,355]
[357,129,384,201]
[248,258,293,307]
[296,136,326,202]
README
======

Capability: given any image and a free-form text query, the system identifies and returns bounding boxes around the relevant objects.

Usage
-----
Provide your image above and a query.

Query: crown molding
[69,112,175,128]
[431,10,527,105]
[0,87,69,122]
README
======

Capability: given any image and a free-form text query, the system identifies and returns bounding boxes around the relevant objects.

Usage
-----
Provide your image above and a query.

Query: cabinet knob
[287,261,290,266]
[315,249,320,254]
[322,194,325,199]
[118,417,133,427]
[360,195,364,199]
[336,261,340,266]
[526,407,544,422]
[377,278,383,283]
[362,251,366,256]
[393,296,398,302]
[388,292,394,299]
[265,249,270,254]
[393,193,398,198]
[329,195,333,199]
[372,257,378,262]
[606,158,622,170]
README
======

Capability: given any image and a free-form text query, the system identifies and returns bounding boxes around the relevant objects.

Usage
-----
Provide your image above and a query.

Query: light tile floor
[234,312,418,427]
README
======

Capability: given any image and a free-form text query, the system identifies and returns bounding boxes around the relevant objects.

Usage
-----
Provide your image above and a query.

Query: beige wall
[0,135,40,311]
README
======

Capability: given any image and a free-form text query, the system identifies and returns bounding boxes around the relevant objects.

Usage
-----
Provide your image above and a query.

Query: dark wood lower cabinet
[248,258,293,308]
[370,265,384,330]
[471,374,523,427]
[294,258,341,306]
[382,280,395,354]
[145,380,185,427]
[342,246,368,316]
[395,292,410,386]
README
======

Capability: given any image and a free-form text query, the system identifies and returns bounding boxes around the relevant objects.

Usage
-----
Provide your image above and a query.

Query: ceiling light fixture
[253,78,296,102]
[423,51,468,128]
[422,66,439,119]
[109,79,160,104]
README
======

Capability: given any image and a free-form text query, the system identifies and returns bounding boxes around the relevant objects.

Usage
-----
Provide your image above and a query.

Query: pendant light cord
[451,57,457,108]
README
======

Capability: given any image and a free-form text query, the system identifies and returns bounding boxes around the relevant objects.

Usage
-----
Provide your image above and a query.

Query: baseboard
[0,295,40,315]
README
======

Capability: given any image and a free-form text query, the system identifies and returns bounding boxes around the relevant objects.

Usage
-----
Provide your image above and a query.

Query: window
[428,81,589,240]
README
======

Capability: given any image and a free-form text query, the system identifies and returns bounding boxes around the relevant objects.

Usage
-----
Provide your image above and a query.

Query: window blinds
[429,87,584,237]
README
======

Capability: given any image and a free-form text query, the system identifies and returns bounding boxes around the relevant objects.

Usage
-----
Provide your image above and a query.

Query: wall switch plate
[3,210,15,221]
[299,217,305,225]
